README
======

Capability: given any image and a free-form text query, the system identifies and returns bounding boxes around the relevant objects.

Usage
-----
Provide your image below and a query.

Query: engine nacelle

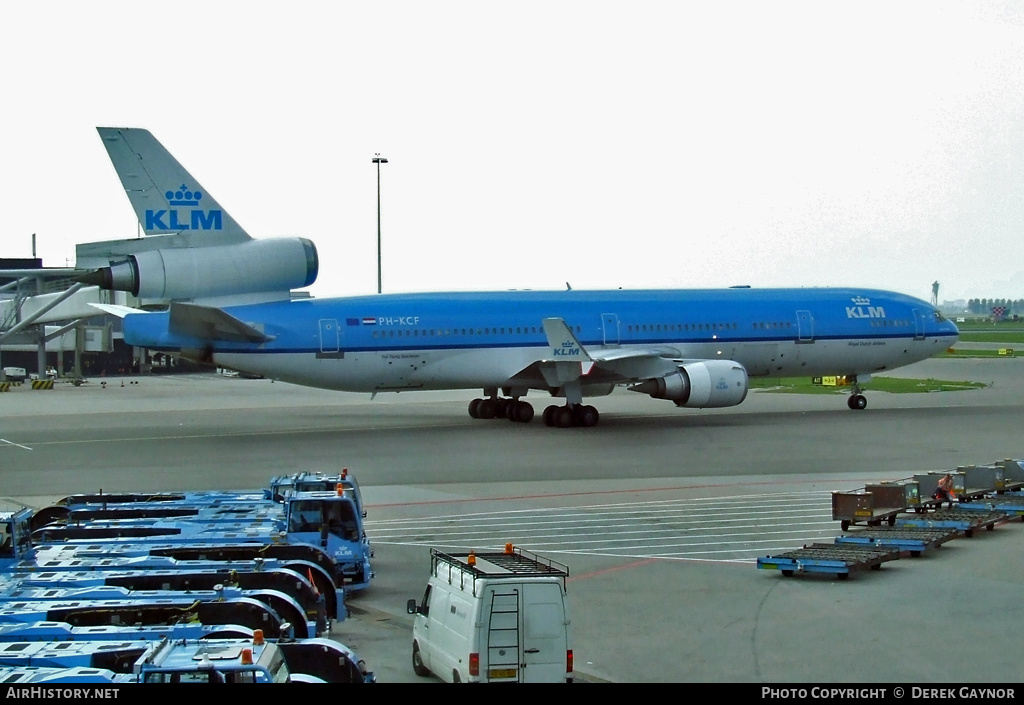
[630,360,748,408]
[87,237,318,301]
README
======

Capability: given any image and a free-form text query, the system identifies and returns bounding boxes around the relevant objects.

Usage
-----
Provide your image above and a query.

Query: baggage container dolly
[896,508,1010,537]
[757,543,901,579]
[834,526,960,557]
[949,495,1024,521]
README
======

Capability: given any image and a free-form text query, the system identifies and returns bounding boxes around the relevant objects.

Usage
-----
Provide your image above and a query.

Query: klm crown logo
[167,184,203,207]
[846,295,885,319]
[553,340,580,357]
[145,183,223,232]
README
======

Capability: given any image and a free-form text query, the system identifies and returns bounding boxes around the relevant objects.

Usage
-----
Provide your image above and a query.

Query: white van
[406,545,572,683]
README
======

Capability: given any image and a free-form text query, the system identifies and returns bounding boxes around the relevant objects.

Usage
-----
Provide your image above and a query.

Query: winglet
[542,318,591,361]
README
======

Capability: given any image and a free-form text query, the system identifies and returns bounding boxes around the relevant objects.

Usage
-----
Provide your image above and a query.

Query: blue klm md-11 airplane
[83,128,959,428]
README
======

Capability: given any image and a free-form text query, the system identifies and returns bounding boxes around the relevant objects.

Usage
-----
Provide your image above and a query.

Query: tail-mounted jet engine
[629,359,748,408]
[77,237,318,301]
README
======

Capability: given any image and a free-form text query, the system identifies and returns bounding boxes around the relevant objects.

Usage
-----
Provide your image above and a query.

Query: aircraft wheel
[468,398,481,419]
[848,394,867,410]
[513,401,534,423]
[543,405,559,426]
[477,398,497,419]
[574,405,599,427]
[495,398,509,418]
[555,407,574,428]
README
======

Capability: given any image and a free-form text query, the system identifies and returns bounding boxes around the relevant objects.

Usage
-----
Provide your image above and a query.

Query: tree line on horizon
[966,298,1024,316]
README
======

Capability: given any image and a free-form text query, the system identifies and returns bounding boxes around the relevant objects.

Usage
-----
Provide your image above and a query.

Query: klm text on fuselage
[846,306,886,318]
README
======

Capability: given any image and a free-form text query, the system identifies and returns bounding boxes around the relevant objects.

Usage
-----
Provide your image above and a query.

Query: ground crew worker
[933,473,956,509]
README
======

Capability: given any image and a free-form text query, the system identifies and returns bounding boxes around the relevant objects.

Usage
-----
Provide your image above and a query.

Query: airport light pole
[373,154,388,294]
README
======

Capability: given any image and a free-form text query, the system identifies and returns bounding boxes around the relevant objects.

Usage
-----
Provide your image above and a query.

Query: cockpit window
[934,311,947,322]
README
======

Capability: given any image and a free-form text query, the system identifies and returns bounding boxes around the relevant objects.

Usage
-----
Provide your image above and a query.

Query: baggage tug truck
[0,486,377,683]
[0,631,375,683]
[23,484,373,594]
[406,544,572,683]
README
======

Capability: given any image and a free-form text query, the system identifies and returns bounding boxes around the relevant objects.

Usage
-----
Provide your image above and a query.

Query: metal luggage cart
[996,459,1024,493]
[955,465,1003,502]
[831,483,911,531]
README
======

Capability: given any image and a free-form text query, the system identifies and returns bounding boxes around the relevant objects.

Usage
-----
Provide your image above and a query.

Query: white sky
[2,1,1023,304]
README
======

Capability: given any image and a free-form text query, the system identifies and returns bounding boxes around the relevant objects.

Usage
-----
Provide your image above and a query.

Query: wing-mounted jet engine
[628,360,748,408]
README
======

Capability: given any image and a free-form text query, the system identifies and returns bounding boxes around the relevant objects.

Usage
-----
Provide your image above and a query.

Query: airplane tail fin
[96,127,250,243]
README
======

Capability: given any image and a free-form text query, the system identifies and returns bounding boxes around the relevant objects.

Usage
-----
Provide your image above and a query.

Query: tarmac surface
[2,354,1024,684]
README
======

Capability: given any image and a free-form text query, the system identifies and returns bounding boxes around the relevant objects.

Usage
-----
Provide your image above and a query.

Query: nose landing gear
[847,393,867,410]
[846,376,868,410]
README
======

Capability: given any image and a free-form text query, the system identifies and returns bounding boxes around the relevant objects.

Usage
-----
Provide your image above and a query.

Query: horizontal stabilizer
[169,302,271,344]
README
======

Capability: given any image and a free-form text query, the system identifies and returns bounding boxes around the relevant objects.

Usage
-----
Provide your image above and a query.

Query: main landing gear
[542,404,599,428]
[468,397,535,423]
[467,397,600,427]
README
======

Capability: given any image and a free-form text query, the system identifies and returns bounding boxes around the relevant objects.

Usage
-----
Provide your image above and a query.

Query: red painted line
[568,557,659,581]
[568,555,751,582]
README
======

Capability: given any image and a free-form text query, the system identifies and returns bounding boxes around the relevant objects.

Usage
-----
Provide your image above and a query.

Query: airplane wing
[534,317,680,387]
[517,317,748,410]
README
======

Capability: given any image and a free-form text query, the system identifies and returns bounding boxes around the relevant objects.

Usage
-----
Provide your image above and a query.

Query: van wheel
[412,643,431,677]
[452,670,461,683]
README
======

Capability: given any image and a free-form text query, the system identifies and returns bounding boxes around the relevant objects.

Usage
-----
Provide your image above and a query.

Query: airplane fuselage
[126,287,958,398]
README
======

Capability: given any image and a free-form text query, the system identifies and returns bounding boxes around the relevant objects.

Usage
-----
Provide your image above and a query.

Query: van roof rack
[429,546,568,595]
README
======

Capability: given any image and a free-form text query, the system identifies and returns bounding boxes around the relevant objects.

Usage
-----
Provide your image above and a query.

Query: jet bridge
[1,264,118,381]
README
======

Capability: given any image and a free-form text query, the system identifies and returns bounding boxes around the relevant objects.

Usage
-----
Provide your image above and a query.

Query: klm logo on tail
[553,340,582,357]
[846,296,885,319]
[145,184,223,231]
